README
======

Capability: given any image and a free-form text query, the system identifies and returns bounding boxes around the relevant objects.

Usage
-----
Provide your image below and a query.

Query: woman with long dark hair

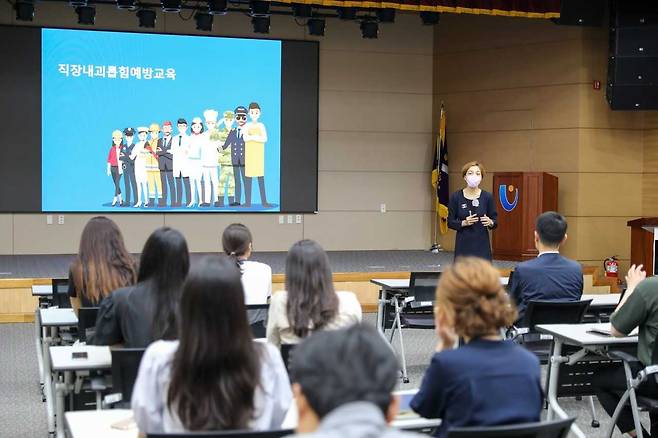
[132,255,292,433]
[93,227,189,347]
[68,216,137,313]
[266,239,362,347]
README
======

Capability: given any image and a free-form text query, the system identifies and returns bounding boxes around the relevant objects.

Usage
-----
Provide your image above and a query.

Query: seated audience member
[411,257,542,437]
[132,255,292,434]
[286,323,423,438]
[509,211,583,324]
[266,239,362,347]
[593,264,658,438]
[68,216,137,313]
[222,223,272,324]
[93,227,189,347]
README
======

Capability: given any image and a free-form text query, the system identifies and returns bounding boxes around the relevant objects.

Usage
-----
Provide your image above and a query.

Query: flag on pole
[431,106,449,235]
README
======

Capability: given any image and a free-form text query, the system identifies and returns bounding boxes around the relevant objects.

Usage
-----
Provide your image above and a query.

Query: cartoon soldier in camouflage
[217,110,236,207]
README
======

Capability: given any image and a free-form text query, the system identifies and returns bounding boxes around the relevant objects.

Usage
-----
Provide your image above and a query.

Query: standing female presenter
[448,161,497,261]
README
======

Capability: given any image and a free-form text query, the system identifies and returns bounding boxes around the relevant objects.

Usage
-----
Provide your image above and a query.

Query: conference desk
[38,308,79,437]
[64,394,441,438]
[536,322,638,438]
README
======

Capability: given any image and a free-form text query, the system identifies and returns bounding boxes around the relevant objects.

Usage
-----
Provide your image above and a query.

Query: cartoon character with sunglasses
[221,106,248,207]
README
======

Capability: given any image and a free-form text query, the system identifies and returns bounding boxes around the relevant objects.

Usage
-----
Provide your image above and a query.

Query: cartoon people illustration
[107,130,124,207]
[243,102,271,208]
[186,117,205,208]
[217,110,236,207]
[222,106,248,207]
[201,109,221,207]
[157,121,176,207]
[171,118,191,208]
[119,127,137,207]
[145,123,163,207]
[130,127,150,207]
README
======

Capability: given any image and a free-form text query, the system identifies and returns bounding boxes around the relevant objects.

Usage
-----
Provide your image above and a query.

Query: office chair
[446,417,574,438]
[605,341,658,438]
[280,343,296,375]
[387,271,440,383]
[110,348,146,407]
[77,307,99,343]
[246,303,269,339]
[148,430,294,438]
[51,277,72,308]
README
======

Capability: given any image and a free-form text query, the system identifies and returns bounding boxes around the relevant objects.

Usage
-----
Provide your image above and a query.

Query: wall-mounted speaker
[607,0,658,110]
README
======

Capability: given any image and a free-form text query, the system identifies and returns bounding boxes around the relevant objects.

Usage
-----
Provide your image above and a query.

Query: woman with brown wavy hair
[410,257,542,437]
[68,216,137,312]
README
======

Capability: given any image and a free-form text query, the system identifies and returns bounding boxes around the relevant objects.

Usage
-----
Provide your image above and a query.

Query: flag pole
[429,103,444,254]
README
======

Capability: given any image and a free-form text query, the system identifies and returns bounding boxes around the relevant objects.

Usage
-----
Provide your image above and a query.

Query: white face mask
[465,174,481,188]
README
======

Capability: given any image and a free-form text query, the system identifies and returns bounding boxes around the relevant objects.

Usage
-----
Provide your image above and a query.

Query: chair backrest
[446,418,574,438]
[409,271,441,303]
[280,343,296,372]
[247,304,269,339]
[77,307,99,342]
[111,348,146,403]
[51,278,72,308]
[523,299,592,331]
[147,429,294,438]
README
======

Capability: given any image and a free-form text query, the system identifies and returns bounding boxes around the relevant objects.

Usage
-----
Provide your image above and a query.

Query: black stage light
[195,11,213,31]
[292,3,312,18]
[420,11,440,25]
[15,1,35,21]
[252,16,270,33]
[137,9,156,27]
[337,7,357,20]
[360,19,378,38]
[161,0,181,13]
[76,5,95,24]
[249,0,270,17]
[307,18,325,36]
[376,8,395,23]
[208,0,228,15]
[117,0,137,10]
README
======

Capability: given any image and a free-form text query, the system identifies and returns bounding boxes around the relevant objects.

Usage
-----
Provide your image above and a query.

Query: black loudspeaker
[607,1,658,110]
[555,0,605,26]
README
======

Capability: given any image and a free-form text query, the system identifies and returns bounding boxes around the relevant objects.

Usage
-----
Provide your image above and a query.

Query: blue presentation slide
[42,28,281,212]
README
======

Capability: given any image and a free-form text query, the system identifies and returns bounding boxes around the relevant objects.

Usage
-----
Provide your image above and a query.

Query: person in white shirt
[266,239,362,347]
[201,109,221,207]
[222,223,272,329]
[130,127,150,208]
[132,255,292,434]
[186,117,204,208]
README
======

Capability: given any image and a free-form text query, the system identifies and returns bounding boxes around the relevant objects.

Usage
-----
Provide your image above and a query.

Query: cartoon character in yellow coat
[243,102,271,208]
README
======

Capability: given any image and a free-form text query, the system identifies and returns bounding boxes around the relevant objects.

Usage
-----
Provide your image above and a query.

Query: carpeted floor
[0,315,646,437]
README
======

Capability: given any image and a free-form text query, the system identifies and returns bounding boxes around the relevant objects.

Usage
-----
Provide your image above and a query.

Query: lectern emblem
[499,184,519,212]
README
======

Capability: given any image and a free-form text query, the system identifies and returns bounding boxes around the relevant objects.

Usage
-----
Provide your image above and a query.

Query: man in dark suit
[509,211,583,324]
[119,127,137,207]
[221,106,247,206]
[157,121,176,207]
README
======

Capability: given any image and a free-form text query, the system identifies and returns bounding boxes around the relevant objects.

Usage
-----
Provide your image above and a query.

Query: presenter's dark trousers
[234,165,246,205]
[175,176,190,207]
[160,170,175,206]
[111,166,122,196]
[123,165,137,205]
[243,176,269,207]
[593,363,658,434]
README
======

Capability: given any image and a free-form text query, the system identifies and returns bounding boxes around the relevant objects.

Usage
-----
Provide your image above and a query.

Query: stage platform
[0,250,521,322]
[0,250,517,279]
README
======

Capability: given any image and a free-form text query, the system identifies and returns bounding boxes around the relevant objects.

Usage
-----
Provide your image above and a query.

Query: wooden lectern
[627,218,658,276]
[492,172,558,261]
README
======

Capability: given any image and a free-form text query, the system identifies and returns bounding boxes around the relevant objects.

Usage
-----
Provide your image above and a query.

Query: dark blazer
[411,339,542,438]
[223,128,245,166]
[157,136,174,171]
[92,280,167,348]
[119,142,136,170]
[447,190,498,261]
[510,252,583,323]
